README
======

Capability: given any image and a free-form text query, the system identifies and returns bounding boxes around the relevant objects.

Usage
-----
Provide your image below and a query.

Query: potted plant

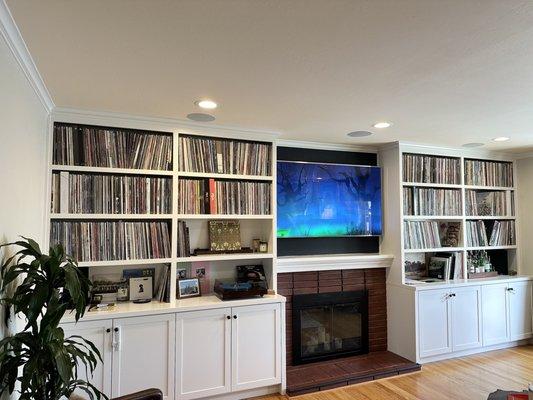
[0,237,107,400]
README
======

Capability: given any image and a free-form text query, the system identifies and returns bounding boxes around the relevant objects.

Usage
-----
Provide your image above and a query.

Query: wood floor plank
[255,346,533,400]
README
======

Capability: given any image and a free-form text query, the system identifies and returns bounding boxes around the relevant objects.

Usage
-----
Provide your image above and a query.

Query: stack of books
[51,172,172,214]
[178,178,271,215]
[464,159,513,187]
[53,123,173,170]
[403,220,442,249]
[50,221,171,261]
[403,153,460,184]
[178,135,271,176]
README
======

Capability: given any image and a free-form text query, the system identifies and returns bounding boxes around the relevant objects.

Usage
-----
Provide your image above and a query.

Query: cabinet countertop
[61,294,286,323]
[401,275,532,291]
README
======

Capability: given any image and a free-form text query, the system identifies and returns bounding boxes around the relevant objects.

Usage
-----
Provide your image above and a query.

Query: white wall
[0,31,48,349]
[517,156,533,276]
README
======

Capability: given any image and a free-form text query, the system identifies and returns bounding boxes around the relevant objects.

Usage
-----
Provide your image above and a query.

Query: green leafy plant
[0,237,107,400]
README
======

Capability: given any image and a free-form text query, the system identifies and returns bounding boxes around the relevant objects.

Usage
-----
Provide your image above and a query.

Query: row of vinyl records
[405,252,463,281]
[50,221,171,262]
[465,190,512,216]
[403,187,462,216]
[402,153,460,184]
[178,135,271,176]
[154,265,172,302]
[465,220,516,247]
[178,178,271,215]
[464,159,513,187]
[177,221,191,257]
[50,172,172,214]
[53,123,173,171]
[403,220,444,249]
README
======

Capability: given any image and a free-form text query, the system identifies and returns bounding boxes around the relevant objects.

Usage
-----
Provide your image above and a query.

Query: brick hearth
[278,268,387,366]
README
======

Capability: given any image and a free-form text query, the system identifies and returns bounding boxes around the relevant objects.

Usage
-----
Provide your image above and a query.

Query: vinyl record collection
[466,220,515,247]
[402,153,460,184]
[403,187,461,216]
[178,135,271,176]
[464,159,513,187]
[50,221,171,261]
[178,178,271,215]
[154,265,172,302]
[403,220,442,249]
[51,172,172,214]
[177,221,191,257]
[53,123,173,170]
[465,190,508,216]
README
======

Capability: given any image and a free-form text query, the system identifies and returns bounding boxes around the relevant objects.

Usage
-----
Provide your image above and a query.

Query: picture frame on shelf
[129,276,153,302]
[259,241,268,253]
[177,267,188,279]
[177,278,201,299]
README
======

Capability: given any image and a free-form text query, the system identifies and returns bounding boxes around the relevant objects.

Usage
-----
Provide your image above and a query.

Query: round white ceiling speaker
[186,113,216,122]
[347,131,373,137]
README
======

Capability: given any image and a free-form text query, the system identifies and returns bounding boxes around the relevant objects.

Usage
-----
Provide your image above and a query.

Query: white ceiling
[7,0,533,153]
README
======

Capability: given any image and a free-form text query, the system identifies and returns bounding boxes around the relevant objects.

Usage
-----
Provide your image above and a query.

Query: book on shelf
[402,153,460,184]
[428,252,462,280]
[465,190,510,216]
[466,220,515,247]
[403,187,461,216]
[50,172,172,214]
[177,221,191,257]
[464,159,513,187]
[53,123,173,171]
[178,178,271,215]
[50,221,171,262]
[154,265,171,302]
[178,134,271,176]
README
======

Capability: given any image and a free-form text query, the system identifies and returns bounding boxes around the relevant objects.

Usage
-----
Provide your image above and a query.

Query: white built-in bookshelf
[46,122,277,308]
[380,143,520,285]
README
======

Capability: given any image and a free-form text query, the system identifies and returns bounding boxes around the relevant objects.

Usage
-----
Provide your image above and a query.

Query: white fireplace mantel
[276,253,394,273]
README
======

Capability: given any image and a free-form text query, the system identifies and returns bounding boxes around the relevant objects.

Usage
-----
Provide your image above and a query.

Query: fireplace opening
[292,290,368,365]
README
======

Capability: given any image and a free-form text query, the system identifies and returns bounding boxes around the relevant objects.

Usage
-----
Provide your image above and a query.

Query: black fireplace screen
[292,290,368,365]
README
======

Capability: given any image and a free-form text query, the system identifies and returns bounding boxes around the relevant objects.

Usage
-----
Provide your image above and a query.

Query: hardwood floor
[260,346,533,400]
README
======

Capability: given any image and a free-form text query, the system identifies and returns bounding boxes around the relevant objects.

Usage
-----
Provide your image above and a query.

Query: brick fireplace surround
[278,268,387,366]
[278,267,419,395]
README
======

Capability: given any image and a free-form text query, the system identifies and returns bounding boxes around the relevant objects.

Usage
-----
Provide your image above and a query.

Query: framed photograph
[177,267,188,279]
[259,241,268,253]
[177,278,201,299]
[129,276,153,301]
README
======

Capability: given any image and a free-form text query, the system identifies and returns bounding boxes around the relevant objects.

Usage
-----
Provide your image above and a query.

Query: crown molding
[51,107,281,141]
[0,0,54,112]
[276,138,378,153]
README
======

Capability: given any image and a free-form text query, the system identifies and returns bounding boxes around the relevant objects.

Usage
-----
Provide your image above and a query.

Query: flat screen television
[277,161,382,238]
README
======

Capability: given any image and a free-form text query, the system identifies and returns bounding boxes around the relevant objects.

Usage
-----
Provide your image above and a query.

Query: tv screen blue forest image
[277,161,382,238]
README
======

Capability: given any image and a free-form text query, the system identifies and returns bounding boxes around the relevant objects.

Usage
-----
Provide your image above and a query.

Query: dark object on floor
[112,388,163,400]
[286,350,421,396]
[487,389,528,400]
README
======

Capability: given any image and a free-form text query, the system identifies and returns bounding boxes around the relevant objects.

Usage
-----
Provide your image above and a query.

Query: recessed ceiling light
[186,113,216,122]
[195,100,218,109]
[347,131,373,138]
[462,142,485,148]
[372,122,391,129]
[493,136,510,142]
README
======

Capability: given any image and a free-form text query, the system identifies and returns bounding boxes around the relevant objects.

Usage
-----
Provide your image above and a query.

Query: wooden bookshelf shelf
[177,214,273,220]
[176,253,274,263]
[465,216,515,220]
[402,182,462,189]
[50,213,174,220]
[177,171,273,181]
[465,245,517,251]
[403,215,463,220]
[464,185,515,191]
[404,247,465,254]
[51,164,174,176]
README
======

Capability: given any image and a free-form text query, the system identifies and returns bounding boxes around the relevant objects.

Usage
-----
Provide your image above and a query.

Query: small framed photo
[177,278,201,299]
[252,238,261,252]
[129,277,153,301]
[259,241,268,253]
[177,267,188,279]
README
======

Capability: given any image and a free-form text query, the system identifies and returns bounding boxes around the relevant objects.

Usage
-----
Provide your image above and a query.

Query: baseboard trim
[418,339,531,364]
[201,385,281,400]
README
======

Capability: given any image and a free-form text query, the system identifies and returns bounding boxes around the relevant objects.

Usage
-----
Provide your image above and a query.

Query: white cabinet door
[508,281,533,341]
[111,314,175,399]
[62,320,113,398]
[451,286,482,352]
[176,308,231,400]
[481,283,509,346]
[231,303,282,391]
[418,289,452,358]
